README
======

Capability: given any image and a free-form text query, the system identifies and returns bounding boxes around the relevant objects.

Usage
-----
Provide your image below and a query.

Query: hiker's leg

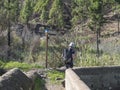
[65,62,68,69]
[70,61,73,68]
[65,63,71,69]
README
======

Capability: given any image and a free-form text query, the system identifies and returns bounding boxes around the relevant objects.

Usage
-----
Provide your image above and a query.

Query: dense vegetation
[0,0,120,68]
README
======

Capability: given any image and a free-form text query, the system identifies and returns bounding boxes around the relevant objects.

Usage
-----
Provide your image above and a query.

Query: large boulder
[0,68,32,90]
[26,69,47,90]
[26,69,41,90]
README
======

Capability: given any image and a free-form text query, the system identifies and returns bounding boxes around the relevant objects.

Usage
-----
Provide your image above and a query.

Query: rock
[0,68,6,76]
[0,68,32,90]
[26,69,41,80]
[26,69,47,90]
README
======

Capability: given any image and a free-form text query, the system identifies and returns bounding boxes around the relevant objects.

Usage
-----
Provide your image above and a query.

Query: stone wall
[73,66,120,90]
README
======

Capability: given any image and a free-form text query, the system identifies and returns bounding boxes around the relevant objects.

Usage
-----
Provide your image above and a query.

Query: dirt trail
[45,79,65,90]
[46,83,65,90]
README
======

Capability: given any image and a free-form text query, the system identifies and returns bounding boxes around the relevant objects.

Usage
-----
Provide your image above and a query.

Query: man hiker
[63,42,76,69]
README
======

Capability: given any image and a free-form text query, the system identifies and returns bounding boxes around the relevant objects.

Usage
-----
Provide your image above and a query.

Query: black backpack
[62,48,70,62]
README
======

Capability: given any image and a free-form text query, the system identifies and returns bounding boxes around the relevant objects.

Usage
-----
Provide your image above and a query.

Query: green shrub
[34,78,46,90]
[0,60,5,68]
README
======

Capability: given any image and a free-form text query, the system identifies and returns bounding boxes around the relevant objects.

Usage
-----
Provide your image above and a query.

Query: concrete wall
[73,66,120,90]
[65,68,90,90]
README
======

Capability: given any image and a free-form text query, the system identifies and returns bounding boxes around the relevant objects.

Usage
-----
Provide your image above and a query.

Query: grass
[75,52,120,67]
[0,61,43,71]
[47,70,65,84]
[74,36,120,67]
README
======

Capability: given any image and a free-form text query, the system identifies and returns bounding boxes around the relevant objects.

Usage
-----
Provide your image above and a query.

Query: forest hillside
[0,0,120,68]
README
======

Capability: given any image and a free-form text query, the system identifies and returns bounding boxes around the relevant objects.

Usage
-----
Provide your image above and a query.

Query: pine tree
[71,0,89,26]
[48,0,65,29]
[34,0,49,24]
[20,0,34,24]
[0,0,7,30]
[88,0,104,57]
[114,0,120,34]
[20,0,35,50]
[0,0,20,59]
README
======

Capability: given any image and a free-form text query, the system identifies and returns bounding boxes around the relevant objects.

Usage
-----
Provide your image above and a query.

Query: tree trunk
[96,26,100,58]
[7,20,11,59]
[118,14,119,35]
[7,0,11,59]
